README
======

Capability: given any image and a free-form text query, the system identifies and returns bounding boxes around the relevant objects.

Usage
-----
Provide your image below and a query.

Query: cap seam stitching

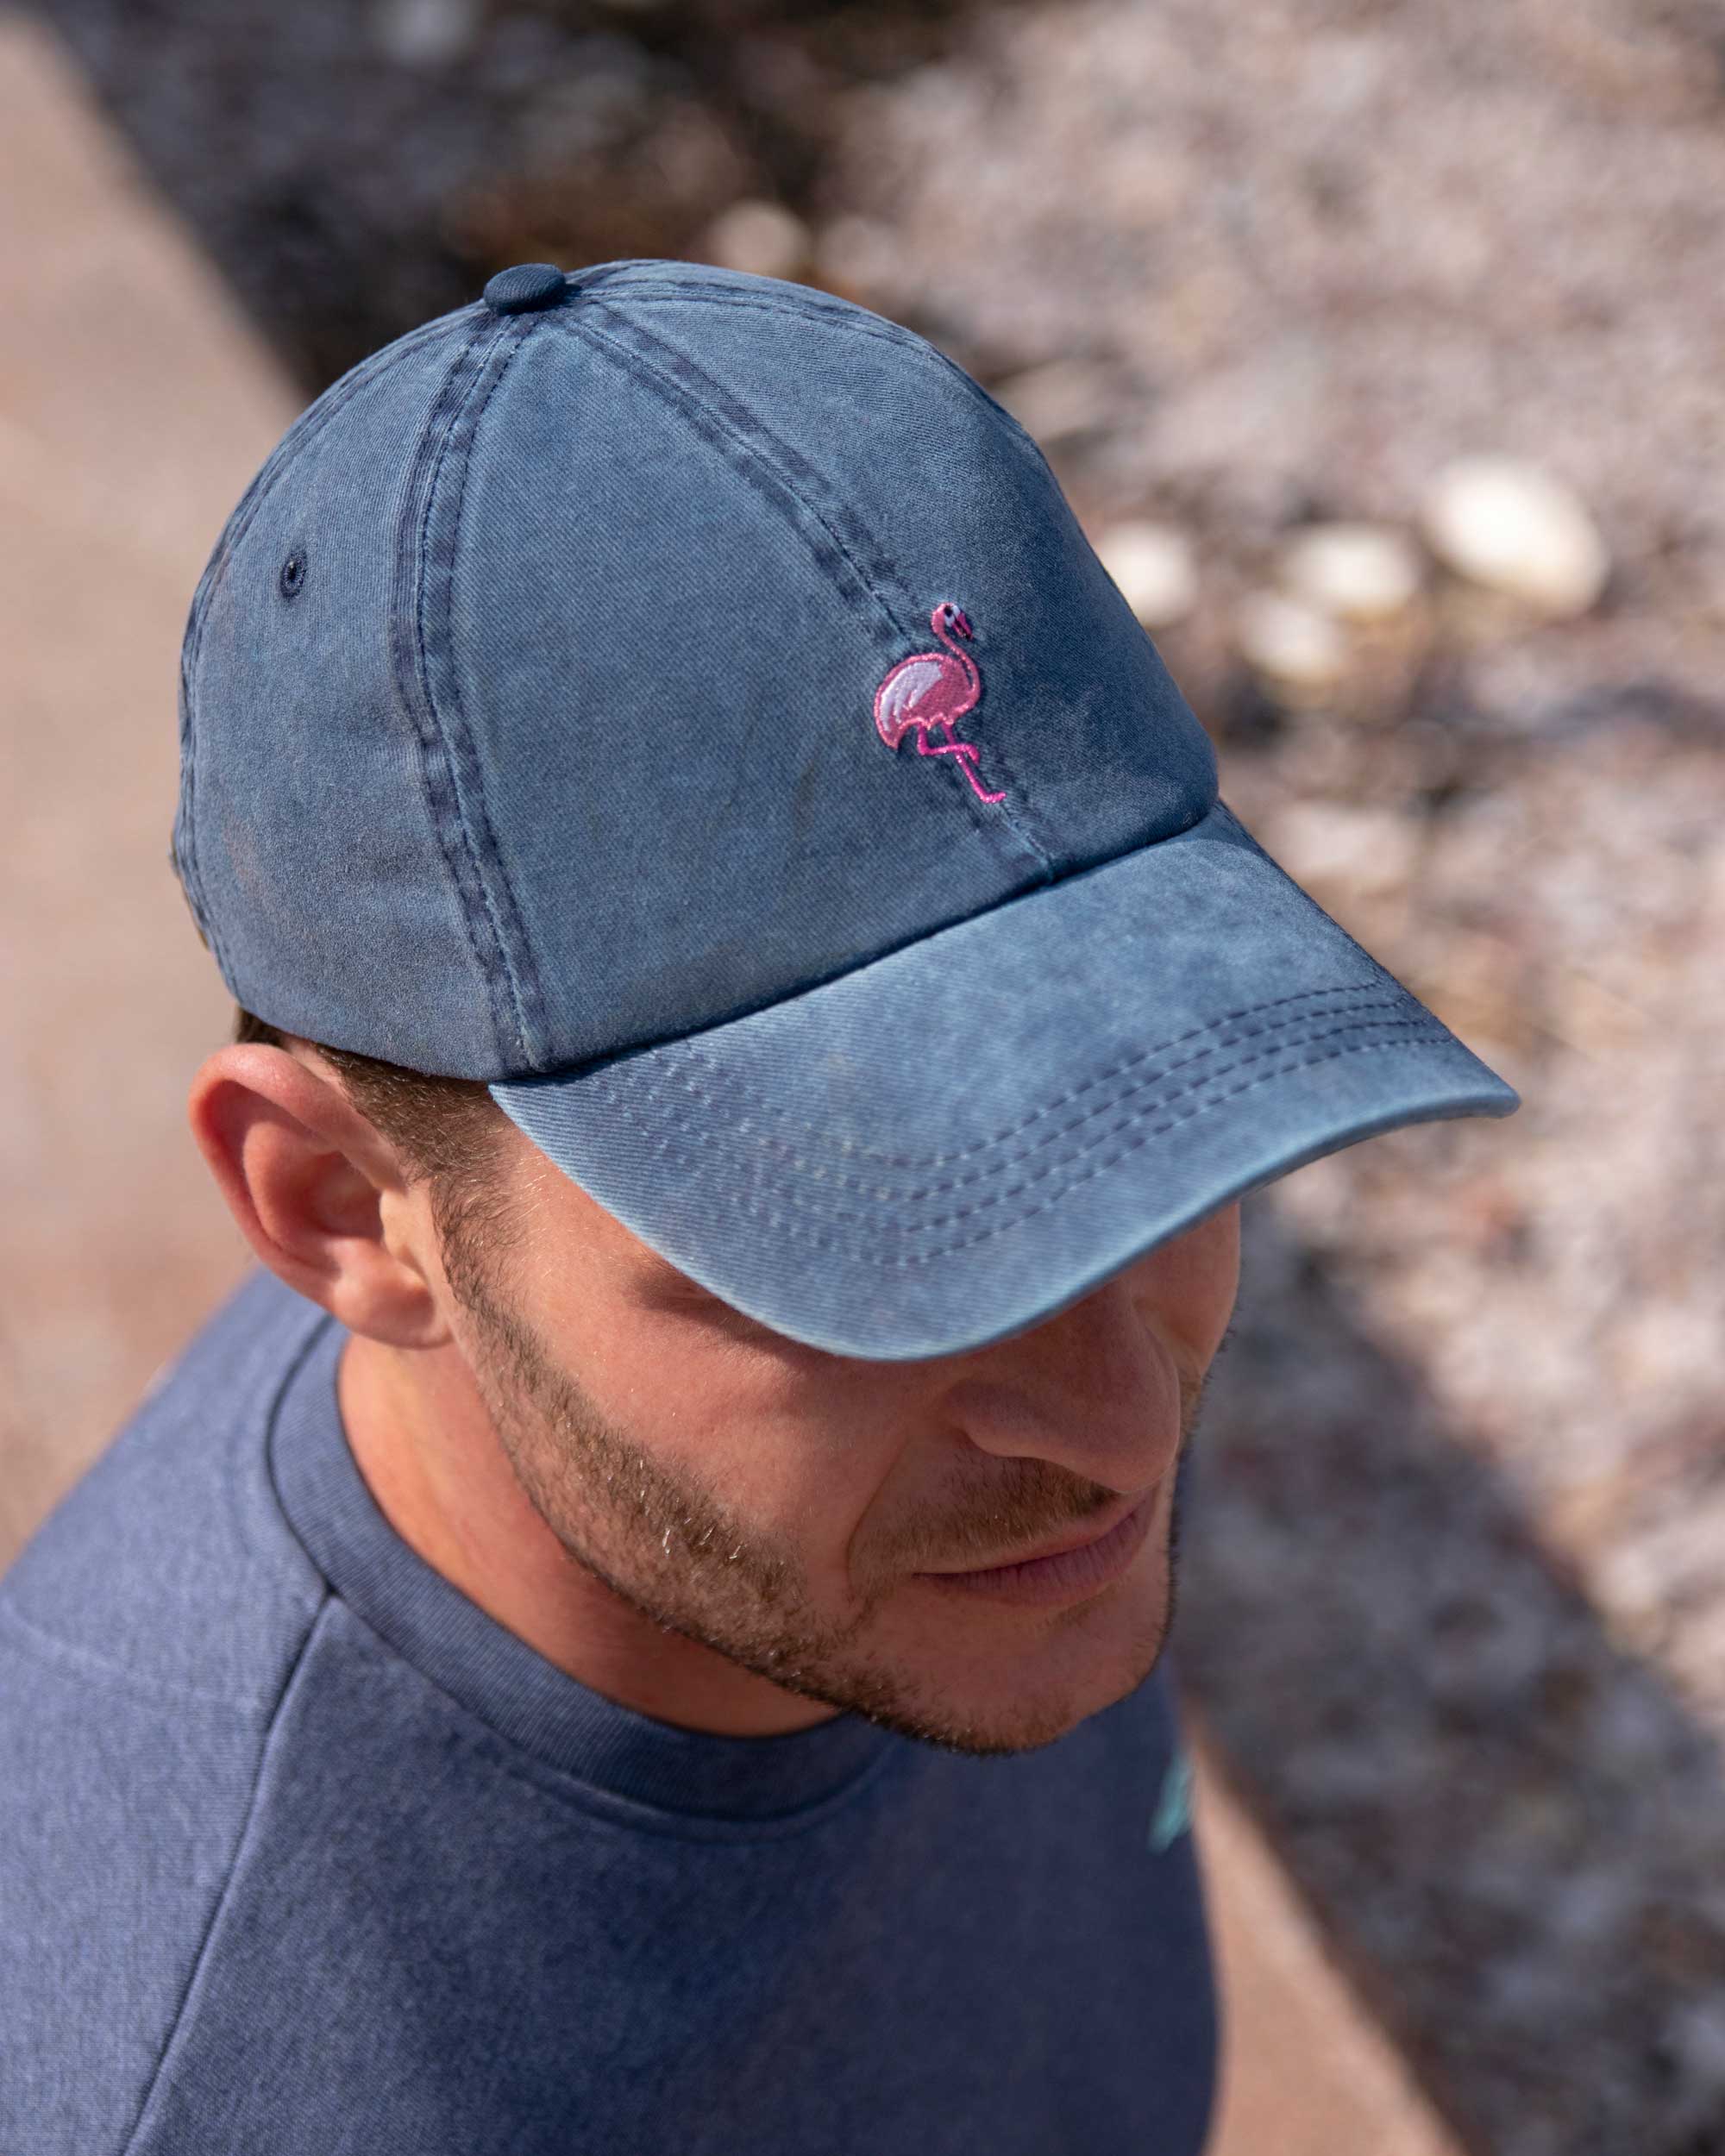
[574,285,929,350]
[592,287,1060,478]
[569,311,907,635]
[592,298,1060,871]
[562,304,1057,880]
[399,324,524,1058]
[665,981,1398,1169]
[585,1009,1442,1218]
[420,313,550,1063]
[597,298,1062,876]
[391,317,536,1063]
[581,1031,1463,1269]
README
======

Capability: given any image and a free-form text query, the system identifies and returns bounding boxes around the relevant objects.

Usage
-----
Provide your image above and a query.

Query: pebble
[1257,799,1420,900]
[1420,456,1609,617]
[700,200,812,283]
[1092,520,1198,628]
[812,216,899,299]
[1664,1999,1725,2102]
[1234,589,1348,688]
[1278,521,1422,622]
[991,358,1114,446]
[369,0,478,66]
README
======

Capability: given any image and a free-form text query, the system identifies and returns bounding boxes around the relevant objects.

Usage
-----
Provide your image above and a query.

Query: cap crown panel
[183,324,505,1071]
[448,285,1217,1075]
[173,264,1220,1084]
[609,291,1218,862]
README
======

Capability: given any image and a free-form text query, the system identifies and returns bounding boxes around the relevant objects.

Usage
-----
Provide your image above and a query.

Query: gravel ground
[836,12,1725,2145]
[33,2,1725,2147]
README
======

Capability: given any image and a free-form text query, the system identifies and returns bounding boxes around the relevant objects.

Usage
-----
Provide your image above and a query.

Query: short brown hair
[231,1006,515,1225]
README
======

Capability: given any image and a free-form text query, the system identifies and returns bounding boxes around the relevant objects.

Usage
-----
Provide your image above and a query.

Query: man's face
[434,1131,1239,1758]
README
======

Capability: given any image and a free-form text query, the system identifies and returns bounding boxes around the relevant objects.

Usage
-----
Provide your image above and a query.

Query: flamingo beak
[952,609,974,639]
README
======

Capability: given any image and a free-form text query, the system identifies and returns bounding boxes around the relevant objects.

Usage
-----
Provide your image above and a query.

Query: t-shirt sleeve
[0,1602,263,2153]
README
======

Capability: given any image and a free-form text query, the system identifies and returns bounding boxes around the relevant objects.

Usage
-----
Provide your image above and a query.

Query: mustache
[890,1365,1209,1573]
[896,1460,1125,1571]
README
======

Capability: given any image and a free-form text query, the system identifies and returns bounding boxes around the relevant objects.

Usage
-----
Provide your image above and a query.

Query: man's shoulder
[0,1269,339,2155]
[1,1266,330,1691]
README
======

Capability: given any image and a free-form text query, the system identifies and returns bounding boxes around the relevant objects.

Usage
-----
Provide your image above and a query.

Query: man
[0,260,1517,2153]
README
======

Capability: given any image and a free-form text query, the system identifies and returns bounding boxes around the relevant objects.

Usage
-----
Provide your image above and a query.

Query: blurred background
[3,3,1722,2151]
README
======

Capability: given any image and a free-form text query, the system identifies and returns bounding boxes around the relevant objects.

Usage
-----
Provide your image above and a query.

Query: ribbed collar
[267,1313,898,1821]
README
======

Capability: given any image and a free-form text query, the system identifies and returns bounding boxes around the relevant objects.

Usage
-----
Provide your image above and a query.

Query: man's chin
[866,1653,1167,1758]
[784,1595,1173,1759]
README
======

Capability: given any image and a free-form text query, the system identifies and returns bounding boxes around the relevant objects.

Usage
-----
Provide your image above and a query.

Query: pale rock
[1278,520,1421,621]
[813,215,899,298]
[1546,963,1650,1056]
[990,358,1113,446]
[1664,1999,1725,2102]
[701,200,812,283]
[370,0,478,66]
[1234,589,1347,687]
[1420,455,1609,616]
[1258,800,1419,899]
[1093,520,1198,628]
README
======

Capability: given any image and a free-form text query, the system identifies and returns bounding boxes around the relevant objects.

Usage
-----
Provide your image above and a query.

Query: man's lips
[910,1483,1163,1608]
[917,1489,1146,1578]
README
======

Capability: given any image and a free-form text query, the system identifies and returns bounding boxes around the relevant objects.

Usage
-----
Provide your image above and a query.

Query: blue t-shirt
[0,1269,1218,2153]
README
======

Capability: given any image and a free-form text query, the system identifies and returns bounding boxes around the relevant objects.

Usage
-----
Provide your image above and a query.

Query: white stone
[1665,1999,1725,2101]
[1234,589,1347,687]
[370,0,478,66]
[1420,455,1609,616]
[991,359,1113,446]
[1093,520,1198,628]
[700,200,811,283]
[1278,521,1421,621]
[1258,801,1420,899]
[812,216,899,298]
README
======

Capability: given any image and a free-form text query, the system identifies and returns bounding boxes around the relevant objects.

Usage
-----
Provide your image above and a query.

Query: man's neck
[333,1329,837,1739]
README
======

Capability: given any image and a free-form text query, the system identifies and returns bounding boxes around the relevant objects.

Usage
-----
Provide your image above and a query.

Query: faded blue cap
[173,258,1518,1360]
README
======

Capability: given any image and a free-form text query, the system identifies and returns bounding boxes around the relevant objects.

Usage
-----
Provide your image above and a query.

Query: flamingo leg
[915,724,1004,803]
[953,747,1006,804]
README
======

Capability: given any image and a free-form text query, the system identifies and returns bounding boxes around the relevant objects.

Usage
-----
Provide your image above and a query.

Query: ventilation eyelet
[279,548,307,599]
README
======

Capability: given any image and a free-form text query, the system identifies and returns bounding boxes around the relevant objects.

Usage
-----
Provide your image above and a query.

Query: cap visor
[492,799,1519,1361]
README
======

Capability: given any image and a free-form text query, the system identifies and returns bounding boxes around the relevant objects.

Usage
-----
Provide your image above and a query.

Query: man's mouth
[911,1484,1162,1609]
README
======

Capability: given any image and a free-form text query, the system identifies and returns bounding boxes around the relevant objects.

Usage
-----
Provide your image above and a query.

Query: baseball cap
[172,257,1518,1362]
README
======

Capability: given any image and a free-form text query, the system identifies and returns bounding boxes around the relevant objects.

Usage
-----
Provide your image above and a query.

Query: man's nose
[932,1267,1187,1496]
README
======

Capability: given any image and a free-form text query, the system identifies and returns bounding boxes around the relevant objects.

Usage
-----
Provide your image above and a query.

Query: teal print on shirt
[1148,1748,1194,1854]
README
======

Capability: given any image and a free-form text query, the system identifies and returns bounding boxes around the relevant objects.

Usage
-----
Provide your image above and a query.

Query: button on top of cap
[482,263,568,315]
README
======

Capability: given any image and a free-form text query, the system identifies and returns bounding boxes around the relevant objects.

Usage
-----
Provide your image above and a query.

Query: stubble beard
[434,1191,1196,1758]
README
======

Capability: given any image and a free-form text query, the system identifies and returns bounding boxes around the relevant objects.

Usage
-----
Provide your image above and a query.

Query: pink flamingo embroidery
[873,602,1006,805]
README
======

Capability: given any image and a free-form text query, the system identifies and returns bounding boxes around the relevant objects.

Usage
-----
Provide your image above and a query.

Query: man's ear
[186,1043,449,1350]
